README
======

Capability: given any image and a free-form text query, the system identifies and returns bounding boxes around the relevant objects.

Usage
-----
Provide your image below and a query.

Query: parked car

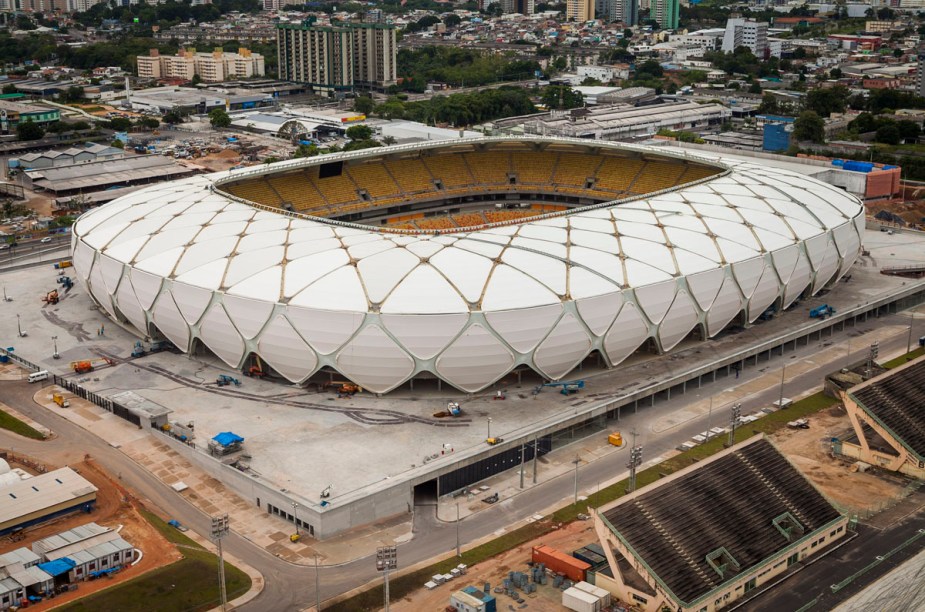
[40,237,52,243]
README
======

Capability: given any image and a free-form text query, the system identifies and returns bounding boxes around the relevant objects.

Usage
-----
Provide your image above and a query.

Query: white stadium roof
[71,138,865,393]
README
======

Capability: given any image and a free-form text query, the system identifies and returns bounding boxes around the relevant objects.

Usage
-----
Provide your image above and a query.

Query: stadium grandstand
[838,354,925,480]
[592,436,848,612]
[220,140,722,231]
[71,137,865,394]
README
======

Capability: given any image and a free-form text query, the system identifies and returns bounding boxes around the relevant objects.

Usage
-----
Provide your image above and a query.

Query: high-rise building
[653,0,678,29]
[566,0,594,22]
[501,0,534,14]
[917,53,925,98]
[721,18,769,58]
[277,20,397,95]
[604,0,637,25]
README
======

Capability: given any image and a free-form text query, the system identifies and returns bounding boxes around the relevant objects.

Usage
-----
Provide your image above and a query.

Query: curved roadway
[0,308,922,610]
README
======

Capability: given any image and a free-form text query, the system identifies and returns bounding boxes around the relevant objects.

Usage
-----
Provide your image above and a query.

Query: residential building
[606,0,638,26]
[566,0,594,22]
[136,48,265,83]
[0,101,60,135]
[722,18,769,58]
[653,0,678,30]
[277,20,397,94]
[501,0,534,13]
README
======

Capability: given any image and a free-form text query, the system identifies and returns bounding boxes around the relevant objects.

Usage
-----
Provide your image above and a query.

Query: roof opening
[772,512,805,542]
[706,547,741,579]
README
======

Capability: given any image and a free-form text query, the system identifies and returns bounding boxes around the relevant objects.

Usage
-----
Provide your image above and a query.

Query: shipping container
[562,586,601,612]
[574,581,611,606]
[532,545,590,582]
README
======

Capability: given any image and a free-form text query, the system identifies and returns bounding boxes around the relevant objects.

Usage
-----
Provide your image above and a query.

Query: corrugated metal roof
[32,522,110,558]
[0,468,97,529]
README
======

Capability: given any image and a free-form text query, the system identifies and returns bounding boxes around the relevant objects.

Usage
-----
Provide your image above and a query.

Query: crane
[70,357,115,374]
[537,380,585,396]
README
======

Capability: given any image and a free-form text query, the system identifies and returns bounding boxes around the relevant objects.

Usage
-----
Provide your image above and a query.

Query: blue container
[843,161,874,173]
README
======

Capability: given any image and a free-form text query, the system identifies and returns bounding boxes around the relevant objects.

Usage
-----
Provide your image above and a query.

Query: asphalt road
[1,308,923,610]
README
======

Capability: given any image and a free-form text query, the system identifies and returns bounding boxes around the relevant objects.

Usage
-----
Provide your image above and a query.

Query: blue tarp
[38,558,75,577]
[212,432,244,446]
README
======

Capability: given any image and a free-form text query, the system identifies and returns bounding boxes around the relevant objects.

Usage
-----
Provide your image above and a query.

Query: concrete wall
[157,432,411,539]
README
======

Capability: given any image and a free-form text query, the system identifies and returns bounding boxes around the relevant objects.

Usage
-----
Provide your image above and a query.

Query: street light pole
[292,501,300,536]
[487,417,492,441]
[210,514,230,612]
[572,456,581,505]
[52,335,59,360]
[778,363,786,410]
[728,403,741,447]
[16,314,22,338]
[455,502,461,558]
[519,442,525,489]
[315,554,321,612]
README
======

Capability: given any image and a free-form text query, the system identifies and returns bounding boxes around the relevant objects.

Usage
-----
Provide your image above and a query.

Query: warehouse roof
[600,436,842,606]
[28,155,197,193]
[32,522,110,558]
[0,468,97,529]
[0,547,40,569]
[849,355,925,460]
[6,566,51,588]
[66,537,133,565]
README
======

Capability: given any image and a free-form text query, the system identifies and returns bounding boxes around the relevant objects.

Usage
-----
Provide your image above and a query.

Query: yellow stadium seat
[347,162,401,199]
[424,155,474,188]
[554,153,603,187]
[596,157,646,193]
[512,151,558,185]
[630,161,687,194]
[385,158,435,194]
[463,152,510,186]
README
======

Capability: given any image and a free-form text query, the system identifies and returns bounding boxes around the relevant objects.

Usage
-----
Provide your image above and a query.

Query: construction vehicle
[60,277,73,291]
[245,355,267,378]
[42,290,59,305]
[53,261,72,270]
[131,341,146,358]
[433,401,462,418]
[320,484,333,499]
[167,519,189,532]
[810,304,835,319]
[216,374,241,387]
[53,393,70,408]
[608,431,624,447]
[541,380,585,396]
[148,340,170,353]
[70,357,114,374]
[290,533,301,543]
[486,437,504,445]
[324,380,362,397]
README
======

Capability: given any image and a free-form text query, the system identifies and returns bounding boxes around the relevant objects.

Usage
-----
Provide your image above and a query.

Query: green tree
[138,117,160,130]
[897,120,921,141]
[343,139,381,152]
[16,119,44,141]
[108,117,132,131]
[381,135,397,145]
[209,108,231,129]
[162,109,184,125]
[541,85,583,110]
[346,124,373,140]
[61,85,85,103]
[111,139,124,149]
[354,95,375,115]
[443,14,462,28]
[15,15,36,30]
[635,59,664,79]
[748,82,762,94]
[2,84,17,94]
[876,123,901,145]
[804,85,849,117]
[293,144,319,158]
[793,110,825,143]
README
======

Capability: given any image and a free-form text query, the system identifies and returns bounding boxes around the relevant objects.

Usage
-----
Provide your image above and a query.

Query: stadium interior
[218,141,722,231]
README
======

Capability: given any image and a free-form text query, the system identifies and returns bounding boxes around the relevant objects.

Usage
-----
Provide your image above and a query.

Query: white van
[28,370,49,383]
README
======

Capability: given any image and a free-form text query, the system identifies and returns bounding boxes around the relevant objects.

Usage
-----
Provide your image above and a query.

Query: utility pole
[455,502,461,558]
[728,403,741,447]
[519,443,525,489]
[778,362,786,410]
[292,501,300,536]
[52,335,59,360]
[211,514,230,612]
[532,435,538,484]
[866,342,879,379]
[315,554,321,612]
[627,430,642,494]
[572,456,581,505]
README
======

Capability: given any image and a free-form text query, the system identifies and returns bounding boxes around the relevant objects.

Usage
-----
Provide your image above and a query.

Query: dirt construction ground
[0,454,181,610]
[398,406,909,612]
[769,404,906,513]
[394,519,599,612]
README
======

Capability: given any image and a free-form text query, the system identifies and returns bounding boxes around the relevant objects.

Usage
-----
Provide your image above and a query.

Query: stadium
[71,137,865,394]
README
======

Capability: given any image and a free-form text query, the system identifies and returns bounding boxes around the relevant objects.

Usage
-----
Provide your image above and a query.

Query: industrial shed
[25,155,198,196]
[839,354,925,479]
[0,467,97,536]
[592,436,848,612]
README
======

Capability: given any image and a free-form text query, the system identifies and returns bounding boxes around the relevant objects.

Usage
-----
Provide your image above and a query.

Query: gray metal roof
[31,522,110,558]
[0,468,97,529]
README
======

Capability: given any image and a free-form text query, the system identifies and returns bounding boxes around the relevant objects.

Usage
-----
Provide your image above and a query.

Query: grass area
[327,391,840,612]
[881,347,924,369]
[59,509,250,612]
[0,408,45,440]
